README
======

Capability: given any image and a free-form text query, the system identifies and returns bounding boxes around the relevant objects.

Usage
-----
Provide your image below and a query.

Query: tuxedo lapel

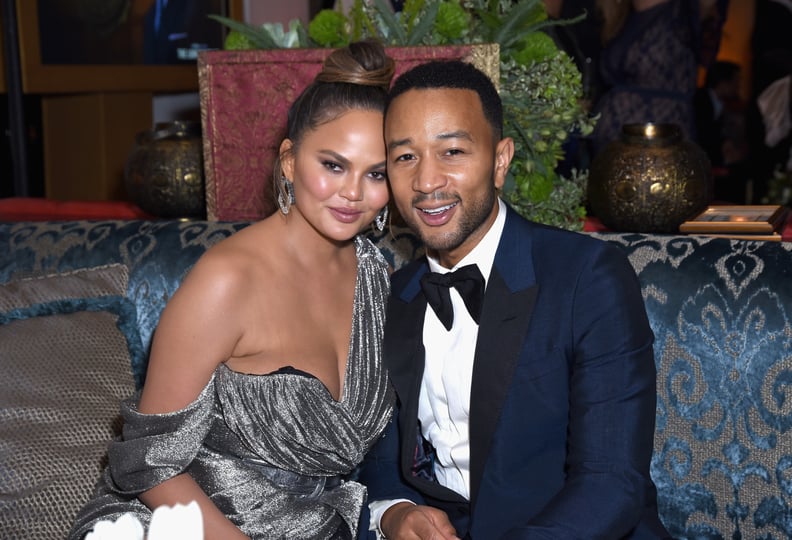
[384,269,426,421]
[469,209,539,506]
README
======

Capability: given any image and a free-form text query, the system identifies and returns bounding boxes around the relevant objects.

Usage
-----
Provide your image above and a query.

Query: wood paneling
[42,92,153,201]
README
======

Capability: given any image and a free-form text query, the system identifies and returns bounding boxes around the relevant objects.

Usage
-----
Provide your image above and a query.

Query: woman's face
[282,109,389,241]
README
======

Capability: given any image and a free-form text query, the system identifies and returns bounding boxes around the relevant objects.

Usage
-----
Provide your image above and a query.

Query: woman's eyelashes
[322,160,343,173]
[369,169,388,182]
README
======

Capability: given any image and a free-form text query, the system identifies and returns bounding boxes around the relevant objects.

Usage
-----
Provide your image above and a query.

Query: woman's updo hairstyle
[273,40,394,187]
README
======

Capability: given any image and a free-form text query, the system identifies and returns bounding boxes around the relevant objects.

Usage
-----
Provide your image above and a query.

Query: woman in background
[589,0,724,155]
[70,40,395,540]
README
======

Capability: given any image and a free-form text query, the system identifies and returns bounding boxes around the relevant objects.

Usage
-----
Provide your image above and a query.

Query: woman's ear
[279,139,295,180]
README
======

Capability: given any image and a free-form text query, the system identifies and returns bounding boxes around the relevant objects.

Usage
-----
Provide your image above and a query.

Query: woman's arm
[135,249,252,539]
[140,476,248,539]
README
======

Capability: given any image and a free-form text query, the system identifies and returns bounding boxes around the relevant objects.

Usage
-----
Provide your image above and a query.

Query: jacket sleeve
[504,242,658,539]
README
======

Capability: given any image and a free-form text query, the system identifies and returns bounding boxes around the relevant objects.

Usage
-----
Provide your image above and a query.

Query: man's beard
[406,183,498,254]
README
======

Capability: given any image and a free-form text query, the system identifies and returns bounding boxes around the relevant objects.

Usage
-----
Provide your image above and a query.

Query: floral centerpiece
[211,0,595,230]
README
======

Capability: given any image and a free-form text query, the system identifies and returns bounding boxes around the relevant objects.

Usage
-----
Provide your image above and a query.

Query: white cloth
[84,501,203,540]
[769,0,792,13]
[758,75,792,147]
[369,199,507,534]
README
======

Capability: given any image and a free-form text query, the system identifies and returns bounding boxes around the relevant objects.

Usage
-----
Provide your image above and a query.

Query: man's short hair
[387,60,503,139]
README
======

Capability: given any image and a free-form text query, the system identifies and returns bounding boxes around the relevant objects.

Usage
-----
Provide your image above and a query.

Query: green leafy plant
[210,0,595,230]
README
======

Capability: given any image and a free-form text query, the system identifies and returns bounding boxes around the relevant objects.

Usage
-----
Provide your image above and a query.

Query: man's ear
[279,139,295,180]
[493,137,515,190]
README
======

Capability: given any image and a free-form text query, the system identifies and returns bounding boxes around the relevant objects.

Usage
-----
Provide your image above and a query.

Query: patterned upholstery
[1,220,792,538]
[590,233,792,539]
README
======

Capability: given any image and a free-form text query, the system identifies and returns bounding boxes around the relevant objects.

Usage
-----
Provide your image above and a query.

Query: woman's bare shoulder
[189,221,279,285]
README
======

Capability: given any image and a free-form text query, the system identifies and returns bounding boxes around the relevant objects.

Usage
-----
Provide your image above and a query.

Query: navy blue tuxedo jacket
[359,206,670,539]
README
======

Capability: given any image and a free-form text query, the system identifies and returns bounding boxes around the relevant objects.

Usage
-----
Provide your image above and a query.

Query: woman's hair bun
[316,39,395,91]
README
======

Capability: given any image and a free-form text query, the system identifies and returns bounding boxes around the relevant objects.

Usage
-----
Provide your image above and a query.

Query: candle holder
[124,121,206,219]
[587,123,712,233]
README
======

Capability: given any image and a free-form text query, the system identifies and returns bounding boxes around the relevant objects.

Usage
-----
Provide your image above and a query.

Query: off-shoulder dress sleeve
[107,374,216,495]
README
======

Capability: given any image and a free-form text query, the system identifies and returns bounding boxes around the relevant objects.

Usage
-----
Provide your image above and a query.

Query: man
[358,60,669,539]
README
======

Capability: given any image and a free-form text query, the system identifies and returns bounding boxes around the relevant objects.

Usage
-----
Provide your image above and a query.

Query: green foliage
[308,9,350,47]
[762,166,792,206]
[435,1,470,43]
[224,30,255,50]
[511,32,558,65]
[209,15,280,49]
[210,1,596,230]
[209,15,305,48]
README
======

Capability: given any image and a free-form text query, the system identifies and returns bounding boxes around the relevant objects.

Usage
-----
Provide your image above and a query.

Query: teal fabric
[593,233,792,539]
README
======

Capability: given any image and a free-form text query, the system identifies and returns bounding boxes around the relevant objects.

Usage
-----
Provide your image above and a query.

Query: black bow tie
[419,264,485,331]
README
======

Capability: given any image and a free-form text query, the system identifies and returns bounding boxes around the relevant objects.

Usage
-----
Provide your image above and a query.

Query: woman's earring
[277,176,296,215]
[374,206,389,232]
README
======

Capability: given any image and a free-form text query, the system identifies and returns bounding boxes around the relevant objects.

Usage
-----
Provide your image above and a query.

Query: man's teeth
[422,203,456,215]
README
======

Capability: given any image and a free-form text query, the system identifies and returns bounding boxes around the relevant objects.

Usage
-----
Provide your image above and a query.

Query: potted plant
[207,0,594,230]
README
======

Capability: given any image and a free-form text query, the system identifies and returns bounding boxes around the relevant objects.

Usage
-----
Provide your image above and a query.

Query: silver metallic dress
[69,236,393,540]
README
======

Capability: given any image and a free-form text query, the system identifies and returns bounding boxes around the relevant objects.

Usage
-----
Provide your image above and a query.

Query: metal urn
[124,121,206,219]
[587,123,712,233]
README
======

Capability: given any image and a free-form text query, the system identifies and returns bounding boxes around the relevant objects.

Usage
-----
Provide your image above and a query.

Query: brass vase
[124,121,206,219]
[587,123,711,233]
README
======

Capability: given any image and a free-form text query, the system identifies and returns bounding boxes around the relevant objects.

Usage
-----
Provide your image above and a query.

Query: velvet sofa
[1,218,792,539]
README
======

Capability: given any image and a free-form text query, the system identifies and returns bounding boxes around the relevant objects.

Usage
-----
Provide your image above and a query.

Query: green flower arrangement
[210,0,595,230]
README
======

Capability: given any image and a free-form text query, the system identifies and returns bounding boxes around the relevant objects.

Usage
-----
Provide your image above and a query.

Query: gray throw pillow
[0,264,138,540]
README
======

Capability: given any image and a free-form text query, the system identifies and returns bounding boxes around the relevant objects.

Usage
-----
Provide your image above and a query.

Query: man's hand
[380,502,460,539]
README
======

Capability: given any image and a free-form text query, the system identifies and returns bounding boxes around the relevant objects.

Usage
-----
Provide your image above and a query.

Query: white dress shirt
[370,199,507,533]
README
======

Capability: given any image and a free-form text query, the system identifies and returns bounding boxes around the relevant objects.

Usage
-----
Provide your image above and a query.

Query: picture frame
[679,205,788,235]
[13,0,243,94]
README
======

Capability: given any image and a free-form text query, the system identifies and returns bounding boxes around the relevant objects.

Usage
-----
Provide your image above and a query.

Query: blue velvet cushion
[595,233,792,540]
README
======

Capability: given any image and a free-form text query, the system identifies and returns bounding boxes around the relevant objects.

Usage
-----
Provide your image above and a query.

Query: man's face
[385,88,513,268]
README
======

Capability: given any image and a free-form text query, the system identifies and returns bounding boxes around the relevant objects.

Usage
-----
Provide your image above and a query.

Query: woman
[70,40,395,540]
[589,0,722,155]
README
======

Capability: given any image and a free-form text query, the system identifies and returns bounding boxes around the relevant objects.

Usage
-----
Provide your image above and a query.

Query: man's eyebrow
[437,130,473,142]
[388,131,473,151]
[388,138,412,151]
